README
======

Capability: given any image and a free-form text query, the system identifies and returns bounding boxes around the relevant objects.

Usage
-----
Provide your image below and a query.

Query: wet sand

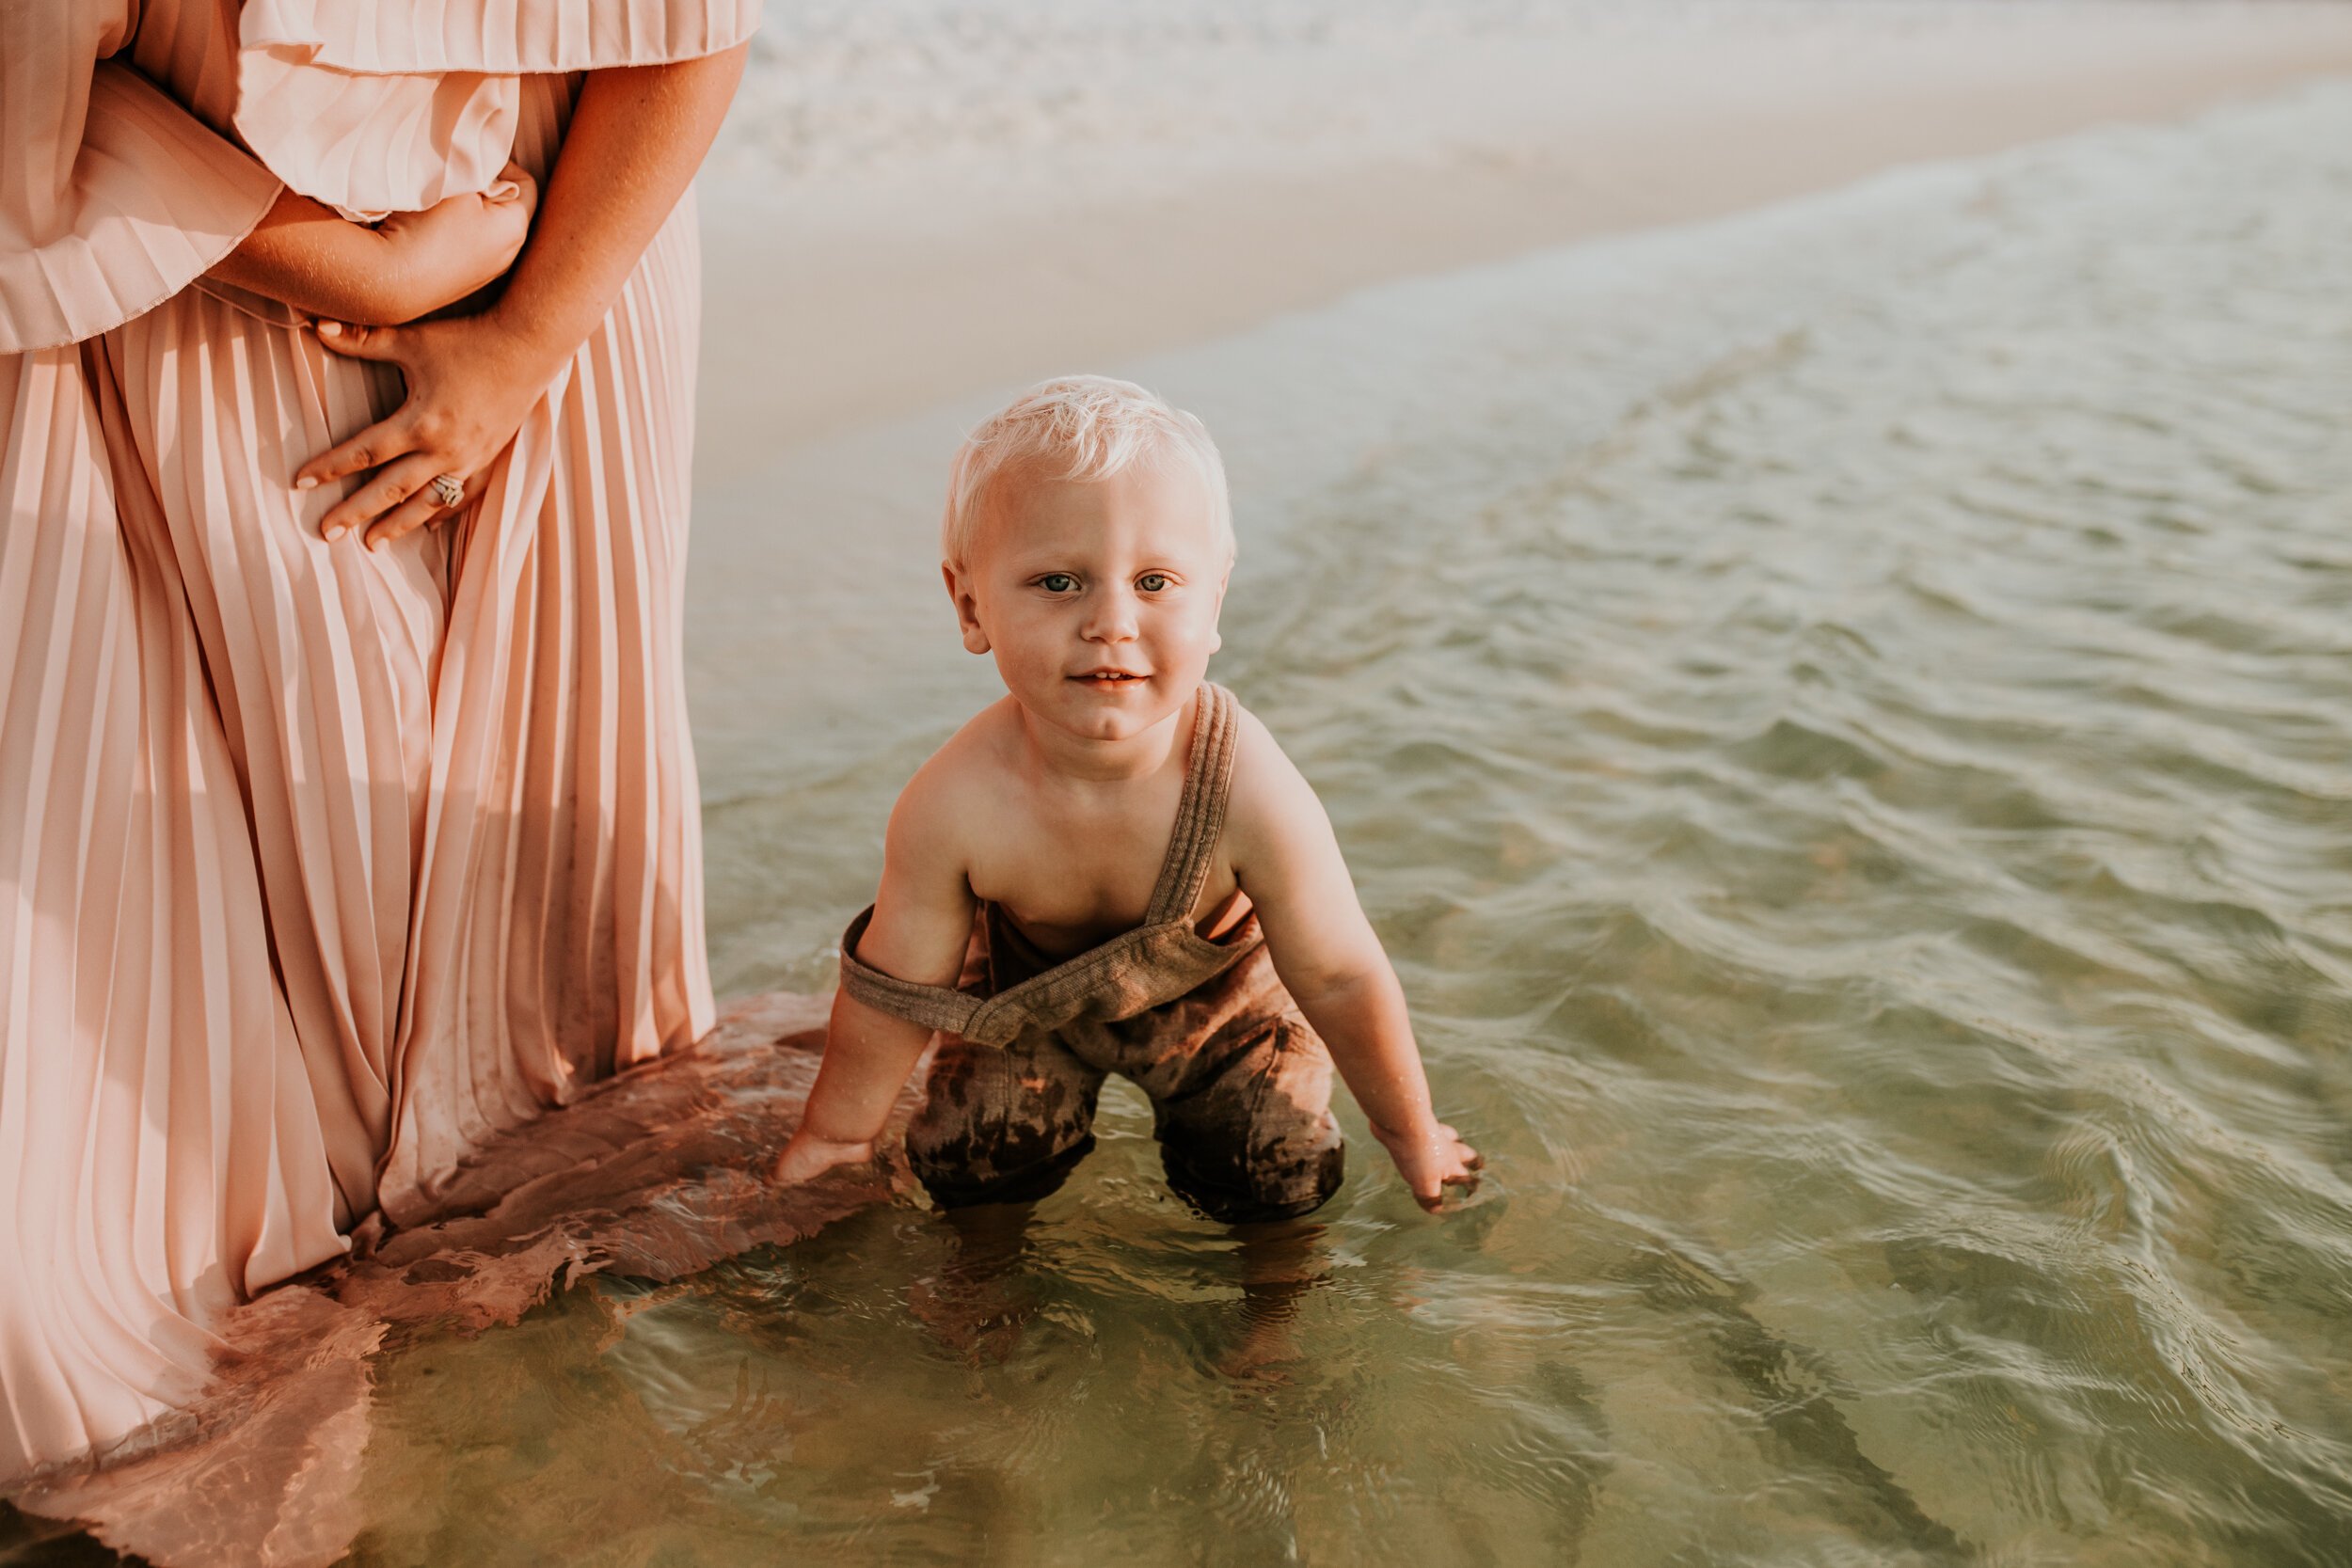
[13,994,921,1567]
[694,0,2352,479]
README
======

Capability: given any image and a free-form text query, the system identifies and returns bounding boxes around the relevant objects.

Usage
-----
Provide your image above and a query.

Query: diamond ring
[429,473,466,509]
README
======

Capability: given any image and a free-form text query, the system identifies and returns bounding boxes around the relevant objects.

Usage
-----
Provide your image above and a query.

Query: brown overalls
[838,684,1346,1224]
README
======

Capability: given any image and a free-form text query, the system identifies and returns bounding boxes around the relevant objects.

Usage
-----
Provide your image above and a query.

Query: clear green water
[491,91,2352,1566]
[19,79,2352,1568]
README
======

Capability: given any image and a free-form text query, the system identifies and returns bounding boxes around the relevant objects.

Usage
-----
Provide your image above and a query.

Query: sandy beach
[681,1,2352,990]
[663,22,2352,1553]
[14,8,2352,1563]
[694,0,2352,473]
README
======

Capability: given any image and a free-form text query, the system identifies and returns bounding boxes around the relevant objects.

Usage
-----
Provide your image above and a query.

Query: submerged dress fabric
[0,0,755,1481]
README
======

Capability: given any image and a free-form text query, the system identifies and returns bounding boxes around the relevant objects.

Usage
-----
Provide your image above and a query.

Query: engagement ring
[429,473,465,508]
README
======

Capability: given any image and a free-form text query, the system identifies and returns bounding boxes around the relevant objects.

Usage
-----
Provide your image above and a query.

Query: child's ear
[942,561,991,655]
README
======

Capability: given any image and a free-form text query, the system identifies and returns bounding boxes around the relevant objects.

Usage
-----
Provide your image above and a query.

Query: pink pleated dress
[0,0,755,1481]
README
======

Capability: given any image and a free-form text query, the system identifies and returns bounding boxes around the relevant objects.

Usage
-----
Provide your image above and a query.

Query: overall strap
[835,906,983,1036]
[1144,684,1240,927]
[836,683,1244,1045]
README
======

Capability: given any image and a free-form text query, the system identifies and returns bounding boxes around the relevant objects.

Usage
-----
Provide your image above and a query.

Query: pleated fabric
[381,192,714,1219]
[0,331,358,1481]
[1,0,739,1481]
[0,3,281,354]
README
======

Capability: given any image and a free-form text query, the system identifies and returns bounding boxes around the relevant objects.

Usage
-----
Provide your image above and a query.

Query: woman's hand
[290,48,749,544]
[1369,1117,1484,1213]
[296,307,570,546]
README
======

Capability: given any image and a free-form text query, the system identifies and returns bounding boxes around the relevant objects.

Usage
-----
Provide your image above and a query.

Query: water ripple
[327,77,2352,1568]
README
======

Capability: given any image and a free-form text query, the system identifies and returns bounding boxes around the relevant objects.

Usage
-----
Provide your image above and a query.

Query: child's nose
[1081,588,1140,642]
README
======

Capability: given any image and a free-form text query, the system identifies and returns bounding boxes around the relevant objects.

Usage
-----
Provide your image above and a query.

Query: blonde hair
[941,375,1233,569]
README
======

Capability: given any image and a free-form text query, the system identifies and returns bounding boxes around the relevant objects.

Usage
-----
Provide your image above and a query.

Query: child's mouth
[1072,671,1148,689]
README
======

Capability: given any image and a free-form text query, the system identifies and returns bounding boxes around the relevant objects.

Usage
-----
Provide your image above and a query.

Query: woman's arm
[294,44,749,546]
[486,51,751,388]
[206,178,535,326]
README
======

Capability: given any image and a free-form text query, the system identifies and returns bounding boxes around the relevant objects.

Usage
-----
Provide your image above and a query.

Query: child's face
[946,458,1230,744]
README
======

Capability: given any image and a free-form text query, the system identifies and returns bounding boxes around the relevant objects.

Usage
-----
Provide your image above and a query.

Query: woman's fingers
[296,324,421,491]
[320,452,445,541]
[298,414,416,496]
[295,323,417,491]
[362,471,473,551]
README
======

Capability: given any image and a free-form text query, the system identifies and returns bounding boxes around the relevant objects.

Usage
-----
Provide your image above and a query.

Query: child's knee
[911,1128,1098,1208]
[906,1040,1100,1208]
[1156,1022,1346,1223]
[1157,1132,1345,1231]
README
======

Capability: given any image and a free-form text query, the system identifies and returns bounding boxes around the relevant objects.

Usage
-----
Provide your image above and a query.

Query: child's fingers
[1388,1125,1486,1212]
[1431,1158,1485,1212]
[1409,1167,1482,1212]
[769,1133,876,1185]
[311,318,405,362]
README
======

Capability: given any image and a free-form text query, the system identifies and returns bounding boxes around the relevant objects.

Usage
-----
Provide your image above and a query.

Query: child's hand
[208,163,539,329]
[371,162,539,316]
[767,1131,876,1186]
[1369,1118,1484,1213]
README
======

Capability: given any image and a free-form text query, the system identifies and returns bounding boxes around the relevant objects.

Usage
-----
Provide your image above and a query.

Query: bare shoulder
[886,698,1025,875]
[1221,698,1336,878]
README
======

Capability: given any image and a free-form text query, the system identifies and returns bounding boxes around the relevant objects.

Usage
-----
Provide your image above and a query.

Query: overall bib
[838,685,1346,1223]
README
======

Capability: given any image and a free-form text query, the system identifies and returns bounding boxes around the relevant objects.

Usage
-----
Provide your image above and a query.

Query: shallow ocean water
[15,71,2352,1568]
[443,88,2352,1565]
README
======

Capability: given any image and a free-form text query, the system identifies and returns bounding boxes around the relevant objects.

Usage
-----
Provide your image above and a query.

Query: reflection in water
[685,79,2352,1565]
[907,1201,1053,1362]
[442,83,2352,1566]
[13,77,2352,1568]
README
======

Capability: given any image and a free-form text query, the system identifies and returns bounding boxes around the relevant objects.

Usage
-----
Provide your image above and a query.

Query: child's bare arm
[206,169,537,326]
[1228,717,1481,1212]
[769,771,978,1183]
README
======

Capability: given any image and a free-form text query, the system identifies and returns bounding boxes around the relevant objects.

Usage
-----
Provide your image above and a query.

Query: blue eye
[1039,573,1077,593]
[1137,573,1169,592]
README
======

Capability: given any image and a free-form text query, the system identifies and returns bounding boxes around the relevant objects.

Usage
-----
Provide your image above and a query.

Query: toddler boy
[771,375,1480,1221]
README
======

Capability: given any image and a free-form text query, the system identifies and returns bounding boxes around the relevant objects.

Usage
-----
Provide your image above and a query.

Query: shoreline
[693,2,2352,482]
